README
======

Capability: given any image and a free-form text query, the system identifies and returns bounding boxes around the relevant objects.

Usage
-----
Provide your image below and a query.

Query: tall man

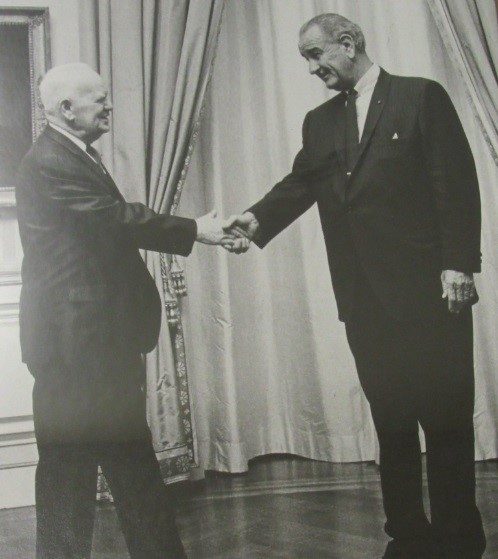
[225,14,485,559]
[16,63,242,558]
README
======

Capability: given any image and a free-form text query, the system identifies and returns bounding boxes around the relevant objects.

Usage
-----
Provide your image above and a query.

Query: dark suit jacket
[16,125,197,370]
[249,70,481,322]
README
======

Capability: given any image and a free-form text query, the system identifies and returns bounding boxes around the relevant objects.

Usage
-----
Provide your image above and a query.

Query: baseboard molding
[0,463,36,509]
[0,415,34,438]
[0,302,19,321]
[0,270,21,286]
[0,437,37,467]
[0,427,37,508]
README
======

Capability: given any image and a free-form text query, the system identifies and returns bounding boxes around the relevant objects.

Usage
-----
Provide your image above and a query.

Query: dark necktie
[345,88,359,173]
[85,144,108,175]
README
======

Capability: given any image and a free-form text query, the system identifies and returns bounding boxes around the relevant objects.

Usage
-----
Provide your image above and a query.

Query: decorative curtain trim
[160,0,227,299]
[157,319,195,481]
[169,2,227,219]
[426,0,498,164]
[154,0,227,481]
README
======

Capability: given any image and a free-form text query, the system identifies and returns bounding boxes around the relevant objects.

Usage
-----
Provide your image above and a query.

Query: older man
[226,13,485,559]
[16,63,241,558]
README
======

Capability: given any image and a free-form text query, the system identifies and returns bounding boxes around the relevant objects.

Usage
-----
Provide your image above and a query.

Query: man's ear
[60,99,74,121]
[339,33,355,58]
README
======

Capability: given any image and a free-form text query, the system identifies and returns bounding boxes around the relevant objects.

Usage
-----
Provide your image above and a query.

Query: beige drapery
[179,0,498,473]
[426,0,498,163]
[79,0,225,480]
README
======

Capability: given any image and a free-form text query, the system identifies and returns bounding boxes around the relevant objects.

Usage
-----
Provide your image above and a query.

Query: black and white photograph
[0,1,497,558]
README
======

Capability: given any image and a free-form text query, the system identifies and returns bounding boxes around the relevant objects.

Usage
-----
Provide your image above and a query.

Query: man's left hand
[195,209,249,250]
[441,270,477,314]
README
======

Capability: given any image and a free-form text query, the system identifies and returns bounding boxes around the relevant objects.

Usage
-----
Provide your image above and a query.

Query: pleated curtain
[426,0,498,162]
[78,0,498,478]
[178,0,498,473]
[79,0,225,481]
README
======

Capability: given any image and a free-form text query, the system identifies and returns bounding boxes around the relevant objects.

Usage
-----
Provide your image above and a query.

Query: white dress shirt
[48,123,100,165]
[354,63,381,140]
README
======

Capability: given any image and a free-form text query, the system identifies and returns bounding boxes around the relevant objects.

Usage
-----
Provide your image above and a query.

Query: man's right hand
[196,210,249,250]
[223,212,259,253]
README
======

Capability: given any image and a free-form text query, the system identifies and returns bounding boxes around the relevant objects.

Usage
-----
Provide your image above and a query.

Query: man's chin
[323,76,340,90]
[325,77,342,91]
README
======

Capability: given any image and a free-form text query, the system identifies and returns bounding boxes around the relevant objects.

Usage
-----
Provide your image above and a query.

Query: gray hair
[300,13,366,54]
[39,63,101,116]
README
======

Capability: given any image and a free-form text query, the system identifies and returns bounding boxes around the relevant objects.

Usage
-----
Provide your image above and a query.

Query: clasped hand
[195,210,257,253]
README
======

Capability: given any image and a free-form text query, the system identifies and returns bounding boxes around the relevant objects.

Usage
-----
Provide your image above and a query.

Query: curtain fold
[179,0,498,473]
[79,0,498,478]
[79,0,225,481]
[426,0,498,163]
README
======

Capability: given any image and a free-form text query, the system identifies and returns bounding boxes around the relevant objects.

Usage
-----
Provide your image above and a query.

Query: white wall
[0,0,81,509]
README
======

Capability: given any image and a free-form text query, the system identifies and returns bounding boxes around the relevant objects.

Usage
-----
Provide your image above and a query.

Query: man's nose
[308,59,319,75]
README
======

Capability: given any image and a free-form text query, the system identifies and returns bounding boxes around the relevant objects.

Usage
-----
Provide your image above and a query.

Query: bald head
[40,63,101,115]
[40,63,112,143]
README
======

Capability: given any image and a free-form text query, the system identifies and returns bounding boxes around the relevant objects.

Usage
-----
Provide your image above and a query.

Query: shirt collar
[354,63,381,96]
[48,123,89,153]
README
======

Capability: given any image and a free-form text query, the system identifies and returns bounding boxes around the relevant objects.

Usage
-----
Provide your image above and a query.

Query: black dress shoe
[435,538,485,558]
[437,550,483,559]
[382,538,437,559]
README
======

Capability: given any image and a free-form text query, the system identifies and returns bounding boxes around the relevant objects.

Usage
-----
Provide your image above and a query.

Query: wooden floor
[1,455,497,558]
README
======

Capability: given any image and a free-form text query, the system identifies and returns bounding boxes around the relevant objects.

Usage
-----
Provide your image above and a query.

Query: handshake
[195,210,259,254]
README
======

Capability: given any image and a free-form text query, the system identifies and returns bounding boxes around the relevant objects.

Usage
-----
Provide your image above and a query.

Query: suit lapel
[44,126,124,200]
[332,92,347,169]
[330,93,348,201]
[95,161,125,201]
[347,69,392,202]
[356,69,391,165]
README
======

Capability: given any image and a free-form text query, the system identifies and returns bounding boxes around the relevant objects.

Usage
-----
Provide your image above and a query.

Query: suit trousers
[344,274,485,557]
[31,355,186,559]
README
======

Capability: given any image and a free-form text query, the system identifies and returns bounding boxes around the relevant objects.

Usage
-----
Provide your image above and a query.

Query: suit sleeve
[37,161,196,256]
[418,81,481,273]
[247,112,318,248]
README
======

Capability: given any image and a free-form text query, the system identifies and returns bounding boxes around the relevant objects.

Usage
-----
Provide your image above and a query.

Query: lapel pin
[392,132,399,140]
